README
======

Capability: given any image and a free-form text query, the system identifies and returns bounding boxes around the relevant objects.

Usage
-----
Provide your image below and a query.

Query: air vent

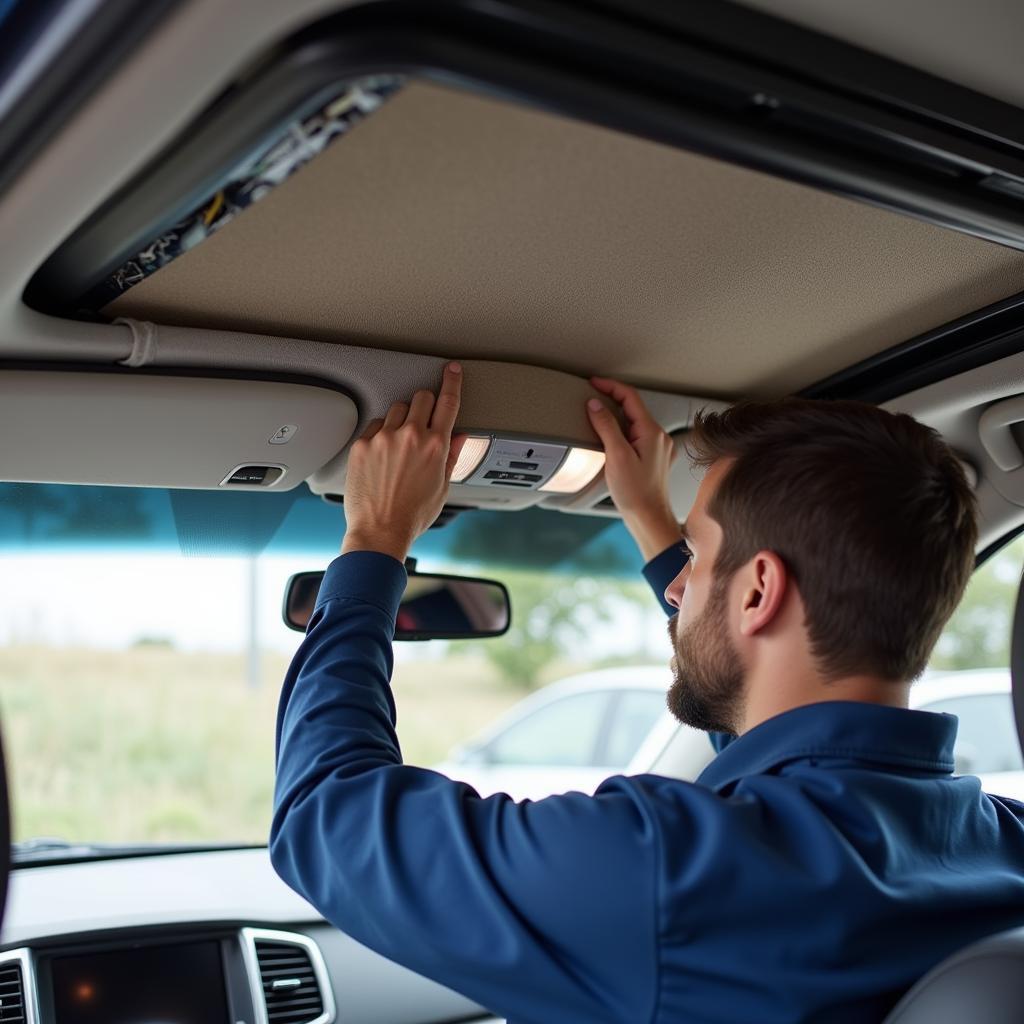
[0,961,25,1022]
[242,929,335,1024]
[256,942,322,1024]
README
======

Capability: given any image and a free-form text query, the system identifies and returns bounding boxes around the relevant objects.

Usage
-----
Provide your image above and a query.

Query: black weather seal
[581,0,1024,161]
[24,0,1024,319]
[975,520,1024,569]
[0,0,180,203]
[800,289,1024,404]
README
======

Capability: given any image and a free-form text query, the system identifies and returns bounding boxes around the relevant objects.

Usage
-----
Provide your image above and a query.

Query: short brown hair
[686,398,977,682]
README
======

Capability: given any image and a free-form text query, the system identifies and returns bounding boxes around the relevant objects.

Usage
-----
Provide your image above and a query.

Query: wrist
[340,528,413,563]
[621,506,681,562]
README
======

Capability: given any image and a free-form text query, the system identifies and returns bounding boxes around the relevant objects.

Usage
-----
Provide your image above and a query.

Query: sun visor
[0,371,356,490]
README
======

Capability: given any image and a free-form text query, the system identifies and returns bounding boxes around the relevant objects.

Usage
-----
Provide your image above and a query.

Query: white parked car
[436,666,1024,803]
[432,666,712,801]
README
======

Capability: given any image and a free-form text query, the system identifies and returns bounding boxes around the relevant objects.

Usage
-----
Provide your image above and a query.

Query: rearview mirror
[283,567,511,640]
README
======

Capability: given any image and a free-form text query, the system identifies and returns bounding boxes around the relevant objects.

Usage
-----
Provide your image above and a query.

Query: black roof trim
[800,289,1024,404]
[581,0,1024,159]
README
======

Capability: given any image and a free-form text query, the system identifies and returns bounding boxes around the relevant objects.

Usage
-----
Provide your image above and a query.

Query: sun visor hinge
[113,317,159,367]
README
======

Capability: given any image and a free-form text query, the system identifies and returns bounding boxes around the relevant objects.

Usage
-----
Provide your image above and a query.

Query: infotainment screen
[51,940,229,1024]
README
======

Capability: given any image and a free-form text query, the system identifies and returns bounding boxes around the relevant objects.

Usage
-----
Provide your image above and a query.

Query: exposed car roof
[102,79,1024,399]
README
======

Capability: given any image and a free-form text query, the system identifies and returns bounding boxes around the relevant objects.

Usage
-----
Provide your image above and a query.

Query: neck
[738,657,909,735]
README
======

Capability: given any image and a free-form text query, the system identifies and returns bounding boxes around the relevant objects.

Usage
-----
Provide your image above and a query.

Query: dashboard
[0,848,503,1024]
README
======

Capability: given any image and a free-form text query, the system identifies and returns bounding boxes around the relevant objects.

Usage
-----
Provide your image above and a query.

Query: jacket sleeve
[270,551,660,1024]
[640,543,732,756]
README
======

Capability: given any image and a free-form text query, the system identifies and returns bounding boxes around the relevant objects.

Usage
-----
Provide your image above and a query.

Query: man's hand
[586,376,682,561]
[341,362,467,563]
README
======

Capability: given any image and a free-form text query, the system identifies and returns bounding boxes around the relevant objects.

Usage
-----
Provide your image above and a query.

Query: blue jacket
[271,546,1024,1023]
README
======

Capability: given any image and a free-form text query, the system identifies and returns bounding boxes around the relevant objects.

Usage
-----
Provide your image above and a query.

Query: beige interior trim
[886,346,1024,550]
[0,317,700,512]
[106,80,1024,398]
[0,370,357,491]
[310,358,629,507]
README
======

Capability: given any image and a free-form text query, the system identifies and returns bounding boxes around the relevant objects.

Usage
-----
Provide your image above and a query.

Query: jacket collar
[696,701,958,792]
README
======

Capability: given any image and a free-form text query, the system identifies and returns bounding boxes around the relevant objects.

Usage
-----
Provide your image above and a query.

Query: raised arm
[270,364,663,1022]
[585,383,729,754]
[586,377,686,613]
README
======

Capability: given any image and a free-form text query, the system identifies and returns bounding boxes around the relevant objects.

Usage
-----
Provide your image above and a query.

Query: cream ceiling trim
[105,80,1024,398]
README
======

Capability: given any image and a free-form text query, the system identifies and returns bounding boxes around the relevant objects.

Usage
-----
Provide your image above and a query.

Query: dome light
[540,447,605,494]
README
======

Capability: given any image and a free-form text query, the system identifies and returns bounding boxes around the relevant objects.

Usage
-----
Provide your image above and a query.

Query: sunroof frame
[22,0,1024,396]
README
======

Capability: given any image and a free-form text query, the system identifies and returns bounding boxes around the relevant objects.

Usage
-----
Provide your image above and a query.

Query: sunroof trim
[89,76,404,309]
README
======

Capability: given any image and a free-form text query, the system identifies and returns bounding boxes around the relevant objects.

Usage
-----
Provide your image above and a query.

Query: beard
[666,574,744,735]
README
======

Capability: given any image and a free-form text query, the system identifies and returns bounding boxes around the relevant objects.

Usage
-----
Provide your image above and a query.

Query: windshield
[0,482,671,849]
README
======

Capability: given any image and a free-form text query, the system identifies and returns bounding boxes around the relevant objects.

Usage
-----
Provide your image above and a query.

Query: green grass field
[0,645,544,844]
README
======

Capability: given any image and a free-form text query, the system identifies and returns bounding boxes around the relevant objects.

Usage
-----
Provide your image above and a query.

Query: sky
[0,552,309,655]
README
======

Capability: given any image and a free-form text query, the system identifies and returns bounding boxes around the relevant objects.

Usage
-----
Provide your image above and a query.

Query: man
[271,363,1024,1023]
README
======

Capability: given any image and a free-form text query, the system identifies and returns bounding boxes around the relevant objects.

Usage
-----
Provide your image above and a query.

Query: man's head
[664,399,978,735]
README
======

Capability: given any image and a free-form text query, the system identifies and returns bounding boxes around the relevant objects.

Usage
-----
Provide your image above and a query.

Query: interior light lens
[450,435,491,483]
[540,447,606,494]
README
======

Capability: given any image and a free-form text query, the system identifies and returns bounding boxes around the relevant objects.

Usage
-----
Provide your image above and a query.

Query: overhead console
[307,358,618,511]
[451,436,603,493]
[304,356,711,519]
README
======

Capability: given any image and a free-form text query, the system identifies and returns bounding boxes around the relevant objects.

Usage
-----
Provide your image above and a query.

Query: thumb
[444,434,470,483]
[586,398,630,454]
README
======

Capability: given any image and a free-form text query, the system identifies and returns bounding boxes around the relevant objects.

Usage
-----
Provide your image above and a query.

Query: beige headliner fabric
[105,80,1024,398]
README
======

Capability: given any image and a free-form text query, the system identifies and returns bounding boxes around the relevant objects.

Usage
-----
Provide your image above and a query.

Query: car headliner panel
[103,79,1024,399]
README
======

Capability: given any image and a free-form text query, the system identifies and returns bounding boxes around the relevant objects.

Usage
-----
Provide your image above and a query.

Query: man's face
[665,460,745,735]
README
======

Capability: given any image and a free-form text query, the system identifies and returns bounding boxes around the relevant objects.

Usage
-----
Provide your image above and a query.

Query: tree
[929,537,1024,671]
[456,570,653,690]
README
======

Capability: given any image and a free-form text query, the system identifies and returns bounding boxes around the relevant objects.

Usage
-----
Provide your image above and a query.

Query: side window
[930,532,1024,672]
[918,694,1023,775]
[601,690,668,768]
[487,691,612,767]
[929,536,1024,774]
[925,533,1024,778]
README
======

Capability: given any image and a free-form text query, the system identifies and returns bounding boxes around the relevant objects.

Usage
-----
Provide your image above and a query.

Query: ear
[737,551,789,637]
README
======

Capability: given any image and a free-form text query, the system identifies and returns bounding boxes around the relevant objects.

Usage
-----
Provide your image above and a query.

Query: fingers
[430,362,463,437]
[589,376,658,434]
[360,417,385,441]
[383,401,408,430]
[379,363,462,434]
[445,433,469,483]
[586,397,631,455]
[407,388,436,427]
